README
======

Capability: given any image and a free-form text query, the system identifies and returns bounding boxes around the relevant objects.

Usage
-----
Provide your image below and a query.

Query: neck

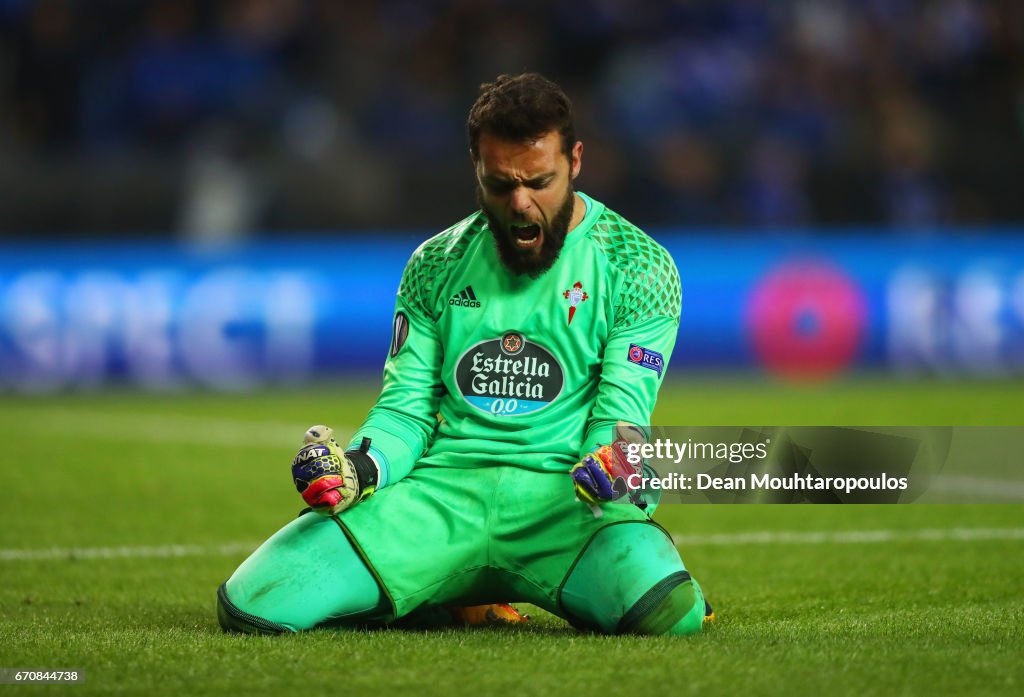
[567,192,586,233]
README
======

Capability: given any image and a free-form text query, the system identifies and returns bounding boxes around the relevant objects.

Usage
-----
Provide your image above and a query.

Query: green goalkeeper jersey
[349,192,681,486]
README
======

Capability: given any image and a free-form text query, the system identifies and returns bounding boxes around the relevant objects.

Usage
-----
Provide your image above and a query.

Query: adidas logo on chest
[449,285,481,308]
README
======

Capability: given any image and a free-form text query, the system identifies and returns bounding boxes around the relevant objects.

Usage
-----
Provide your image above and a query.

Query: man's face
[474,130,582,278]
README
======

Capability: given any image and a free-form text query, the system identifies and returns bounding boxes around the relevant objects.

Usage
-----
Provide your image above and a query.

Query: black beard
[477,185,575,279]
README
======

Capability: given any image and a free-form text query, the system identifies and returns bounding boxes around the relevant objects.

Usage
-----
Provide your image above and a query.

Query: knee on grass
[217,583,294,635]
[616,573,706,637]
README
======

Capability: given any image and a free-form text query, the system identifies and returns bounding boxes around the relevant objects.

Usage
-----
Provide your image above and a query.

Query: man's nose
[510,187,532,215]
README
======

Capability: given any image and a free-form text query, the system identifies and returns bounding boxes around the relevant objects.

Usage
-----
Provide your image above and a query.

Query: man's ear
[570,141,583,179]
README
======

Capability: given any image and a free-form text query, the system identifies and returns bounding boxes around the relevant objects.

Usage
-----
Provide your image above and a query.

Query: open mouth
[510,223,543,250]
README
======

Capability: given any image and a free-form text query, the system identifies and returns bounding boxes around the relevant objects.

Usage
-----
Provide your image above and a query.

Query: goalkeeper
[218,73,710,636]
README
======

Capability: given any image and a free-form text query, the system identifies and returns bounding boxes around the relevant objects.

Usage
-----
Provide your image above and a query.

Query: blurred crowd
[1,0,1023,236]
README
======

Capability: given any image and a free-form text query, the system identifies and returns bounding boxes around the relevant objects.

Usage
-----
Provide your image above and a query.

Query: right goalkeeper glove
[291,425,378,516]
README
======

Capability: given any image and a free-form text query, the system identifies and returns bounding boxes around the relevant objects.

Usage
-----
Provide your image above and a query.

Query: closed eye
[483,175,555,194]
[484,180,515,195]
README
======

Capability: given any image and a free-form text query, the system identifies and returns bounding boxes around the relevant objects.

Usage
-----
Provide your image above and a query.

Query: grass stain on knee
[248,579,285,602]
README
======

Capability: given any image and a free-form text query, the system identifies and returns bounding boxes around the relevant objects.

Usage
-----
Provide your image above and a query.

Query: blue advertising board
[1,231,1022,390]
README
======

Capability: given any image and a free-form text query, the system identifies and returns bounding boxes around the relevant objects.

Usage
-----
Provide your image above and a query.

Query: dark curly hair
[467,73,576,160]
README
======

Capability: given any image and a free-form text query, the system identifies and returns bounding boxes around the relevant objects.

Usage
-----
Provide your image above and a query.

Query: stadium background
[1,2,1022,695]
[3,0,1024,385]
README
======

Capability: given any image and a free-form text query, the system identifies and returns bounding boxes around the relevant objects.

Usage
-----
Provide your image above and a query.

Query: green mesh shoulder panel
[397,213,484,320]
[588,209,682,327]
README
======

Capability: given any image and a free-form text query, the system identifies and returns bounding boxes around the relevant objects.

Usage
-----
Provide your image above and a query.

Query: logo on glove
[291,442,357,515]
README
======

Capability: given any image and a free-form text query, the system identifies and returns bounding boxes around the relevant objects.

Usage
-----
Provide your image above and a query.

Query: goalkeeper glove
[571,423,649,507]
[571,445,630,505]
[291,425,379,516]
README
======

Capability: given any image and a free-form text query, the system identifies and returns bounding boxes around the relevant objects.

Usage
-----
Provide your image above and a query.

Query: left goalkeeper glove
[291,425,378,516]
[571,444,633,505]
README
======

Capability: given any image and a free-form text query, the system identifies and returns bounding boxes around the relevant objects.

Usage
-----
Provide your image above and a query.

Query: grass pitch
[0,376,1021,696]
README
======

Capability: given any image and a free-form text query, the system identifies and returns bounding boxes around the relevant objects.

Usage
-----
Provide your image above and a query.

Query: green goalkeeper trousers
[219,466,705,635]
[218,511,389,633]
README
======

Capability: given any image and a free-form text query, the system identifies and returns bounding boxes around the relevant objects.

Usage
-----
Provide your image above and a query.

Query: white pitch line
[4,408,354,449]
[929,475,1024,501]
[672,527,1024,547]
[6,410,1024,499]
[0,542,261,562]
[3,528,1022,563]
